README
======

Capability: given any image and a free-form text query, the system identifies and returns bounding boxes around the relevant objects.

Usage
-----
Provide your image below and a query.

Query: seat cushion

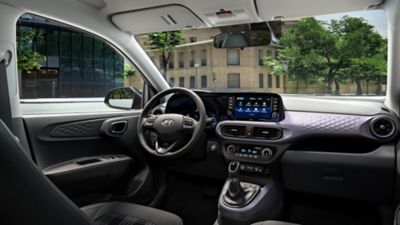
[82,202,183,225]
[95,213,155,225]
[252,221,300,225]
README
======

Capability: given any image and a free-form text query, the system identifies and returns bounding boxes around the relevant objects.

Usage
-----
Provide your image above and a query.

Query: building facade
[136,28,285,93]
[18,14,127,99]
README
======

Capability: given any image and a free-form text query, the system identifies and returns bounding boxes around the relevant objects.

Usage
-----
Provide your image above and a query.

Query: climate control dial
[261,148,273,160]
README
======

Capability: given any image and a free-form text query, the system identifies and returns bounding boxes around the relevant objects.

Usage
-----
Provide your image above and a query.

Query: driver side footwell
[160,175,223,225]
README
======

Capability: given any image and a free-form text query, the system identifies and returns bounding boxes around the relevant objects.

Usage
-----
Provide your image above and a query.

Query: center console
[217,161,283,225]
[216,93,286,225]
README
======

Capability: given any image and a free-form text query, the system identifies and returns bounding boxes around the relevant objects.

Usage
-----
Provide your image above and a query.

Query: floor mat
[161,176,223,225]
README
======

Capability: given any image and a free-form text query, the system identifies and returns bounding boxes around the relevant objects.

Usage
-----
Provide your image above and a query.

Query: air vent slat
[253,127,282,140]
[222,125,246,137]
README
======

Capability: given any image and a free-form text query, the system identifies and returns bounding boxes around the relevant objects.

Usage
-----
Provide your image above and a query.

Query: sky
[315,10,387,38]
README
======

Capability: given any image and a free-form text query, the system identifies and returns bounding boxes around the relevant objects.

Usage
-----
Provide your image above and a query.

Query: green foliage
[265,16,387,95]
[146,31,185,77]
[16,25,46,71]
[124,64,135,78]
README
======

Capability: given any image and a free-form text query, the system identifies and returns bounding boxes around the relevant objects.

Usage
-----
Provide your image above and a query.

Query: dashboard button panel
[225,144,275,161]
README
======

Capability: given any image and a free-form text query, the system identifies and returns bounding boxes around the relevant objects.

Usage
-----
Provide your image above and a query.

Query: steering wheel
[137,87,206,158]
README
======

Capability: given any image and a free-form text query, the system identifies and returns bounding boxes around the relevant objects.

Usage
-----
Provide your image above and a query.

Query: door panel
[22,110,152,203]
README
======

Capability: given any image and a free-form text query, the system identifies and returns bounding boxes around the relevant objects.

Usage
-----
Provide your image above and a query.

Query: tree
[266,16,386,95]
[331,17,386,95]
[16,25,46,71]
[146,31,185,78]
[124,64,135,78]
[264,19,327,94]
[270,18,342,94]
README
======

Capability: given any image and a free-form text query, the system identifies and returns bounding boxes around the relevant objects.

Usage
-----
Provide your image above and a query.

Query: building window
[168,54,174,69]
[259,74,264,88]
[159,55,164,69]
[169,77,174,87]
[190,37,197,43]
[190,51,195,67]
[201,49,207,66]
[267,74,273,88]
[179,52,184,68]
[227,73,240,88]
[227,49,240,65]
[258,49,264,66]
[267,50,272,57]
[201,75,207,88]
[190,76,196,88]
[275,75,280,88]
[179,77,185,87]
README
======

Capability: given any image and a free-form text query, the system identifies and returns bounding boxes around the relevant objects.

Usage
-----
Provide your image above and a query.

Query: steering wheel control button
[183,118,194,128]
[144,116,157,128]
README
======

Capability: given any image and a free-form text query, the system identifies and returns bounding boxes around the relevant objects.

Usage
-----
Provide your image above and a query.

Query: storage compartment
[281,145,395,203]
[75,158,101,165]
[43,155,132,196]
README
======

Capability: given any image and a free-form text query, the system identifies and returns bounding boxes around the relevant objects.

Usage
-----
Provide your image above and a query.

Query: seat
[82,202,182,225]
[0,119,182,225]
[252,221,300,225]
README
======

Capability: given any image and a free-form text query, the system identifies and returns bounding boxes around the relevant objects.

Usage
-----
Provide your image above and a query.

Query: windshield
[135,10,387,96]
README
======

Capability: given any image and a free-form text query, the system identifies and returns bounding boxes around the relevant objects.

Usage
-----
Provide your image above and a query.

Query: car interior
[1,0,400,225]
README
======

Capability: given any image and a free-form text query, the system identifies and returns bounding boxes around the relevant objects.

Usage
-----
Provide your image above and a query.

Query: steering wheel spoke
[142,114,158,129]
[183,116,198,131]
[155,138,180,154]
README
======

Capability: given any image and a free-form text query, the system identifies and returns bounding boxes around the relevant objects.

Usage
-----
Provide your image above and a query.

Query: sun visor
[256,0,383,20]
[111,4,204,34]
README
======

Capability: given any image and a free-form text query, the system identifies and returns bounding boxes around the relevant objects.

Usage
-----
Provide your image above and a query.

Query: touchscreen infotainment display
[233,96,272,120]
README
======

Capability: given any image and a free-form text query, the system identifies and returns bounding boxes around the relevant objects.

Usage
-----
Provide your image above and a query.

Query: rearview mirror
[213,30,272,48]
[105,87,142,110]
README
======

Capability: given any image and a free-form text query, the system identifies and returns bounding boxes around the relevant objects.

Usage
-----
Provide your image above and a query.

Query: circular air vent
[370,116,396,139]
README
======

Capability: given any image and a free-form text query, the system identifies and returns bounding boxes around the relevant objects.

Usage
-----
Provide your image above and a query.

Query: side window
[16,14,144,106]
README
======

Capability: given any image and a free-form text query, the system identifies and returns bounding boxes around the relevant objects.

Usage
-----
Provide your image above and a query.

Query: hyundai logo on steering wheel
[161,119,175,127]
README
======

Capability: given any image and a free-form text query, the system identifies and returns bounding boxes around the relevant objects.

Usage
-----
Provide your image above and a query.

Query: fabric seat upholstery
[252,221,300,225]
[82,202,183,225]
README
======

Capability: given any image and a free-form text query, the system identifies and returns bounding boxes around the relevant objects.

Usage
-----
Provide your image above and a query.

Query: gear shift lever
[223,161,260,207]
[226,161,246,204]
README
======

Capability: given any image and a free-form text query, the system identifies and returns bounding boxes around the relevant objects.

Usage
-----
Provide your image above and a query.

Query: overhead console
[111,4,205,34]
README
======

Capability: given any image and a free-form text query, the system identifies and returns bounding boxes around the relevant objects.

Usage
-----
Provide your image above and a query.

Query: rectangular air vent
[253,127,282,140]
[222,125,246,137]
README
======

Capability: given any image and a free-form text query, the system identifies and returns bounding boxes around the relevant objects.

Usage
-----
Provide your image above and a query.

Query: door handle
[110,121,128,134]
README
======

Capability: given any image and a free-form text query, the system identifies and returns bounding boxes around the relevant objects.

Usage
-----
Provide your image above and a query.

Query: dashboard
[165,91,399,164]
[165,92,285,123]
[163,91,400,204]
